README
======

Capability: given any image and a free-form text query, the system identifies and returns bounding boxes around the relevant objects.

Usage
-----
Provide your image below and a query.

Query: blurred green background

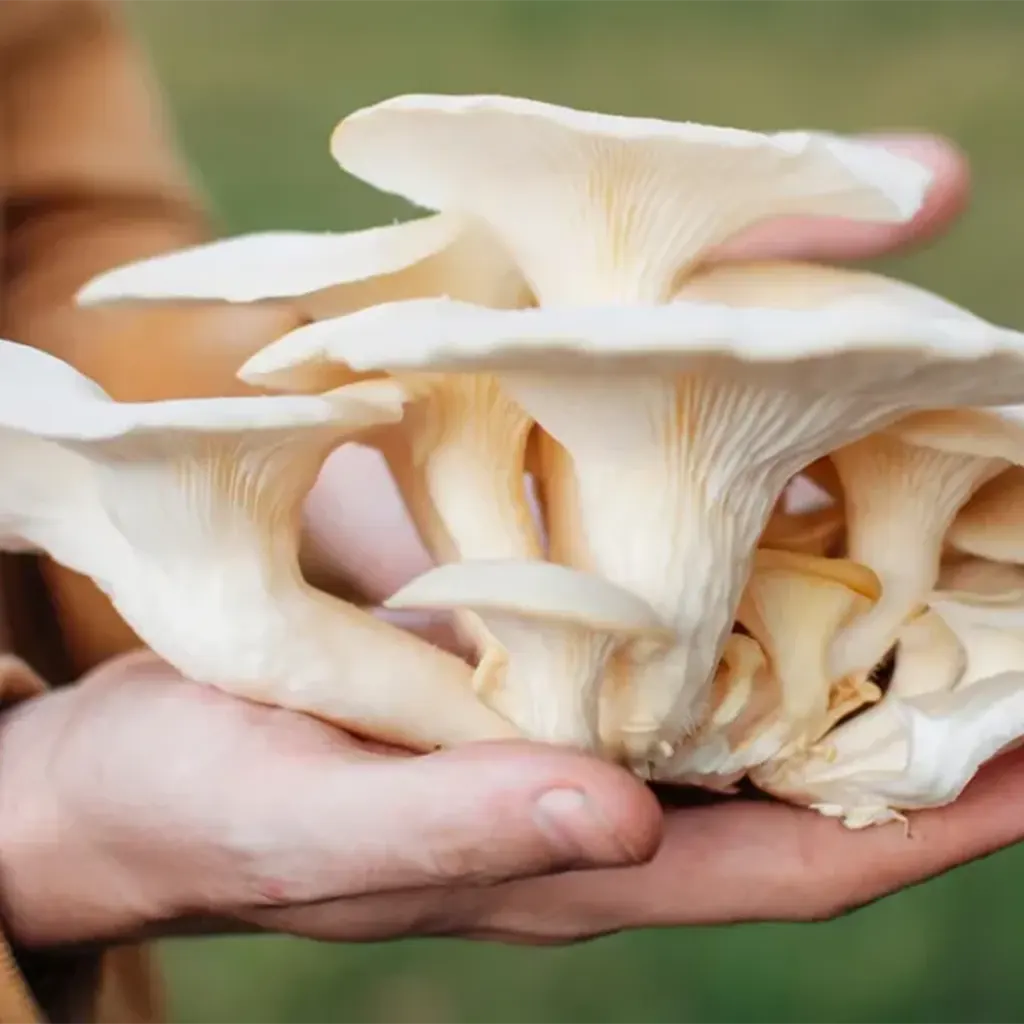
[125,2,1024,1021]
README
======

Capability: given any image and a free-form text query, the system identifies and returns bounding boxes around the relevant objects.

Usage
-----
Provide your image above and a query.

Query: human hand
[0,650,660,950]
[3,644,1021,953]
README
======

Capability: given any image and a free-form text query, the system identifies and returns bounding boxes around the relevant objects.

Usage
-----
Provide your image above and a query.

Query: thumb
[263,741,663,903]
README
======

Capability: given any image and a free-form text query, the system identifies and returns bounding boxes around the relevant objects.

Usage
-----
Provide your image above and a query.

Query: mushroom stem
[508,369,895,761]
[829,434,1007,677]
[0,345,514,751]
[377,375,540,564]
[386,559,672,751]
[372,374,541,653]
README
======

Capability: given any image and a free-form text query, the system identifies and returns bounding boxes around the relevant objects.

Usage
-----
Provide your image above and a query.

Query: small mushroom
[828,428,1010,678]
[732,549,883,752]
[384,559,673,751]
[331,93,931,303]
[946,466,1024,564]
[241,260,1024,767]
[0,339,515,750]
[77,213,531,323]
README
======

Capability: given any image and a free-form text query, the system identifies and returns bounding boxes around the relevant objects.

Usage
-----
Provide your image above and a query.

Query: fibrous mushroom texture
[385,559,673,750]
[330,93,934,304]
[241,260,1024,768]
[0,339,515,751]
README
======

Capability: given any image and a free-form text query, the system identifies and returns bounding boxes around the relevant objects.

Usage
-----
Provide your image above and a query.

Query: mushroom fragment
[749,606,1024,829]
[76,213,531,323]
[242,261,1024,767]
[0,339,515,750]
[385,559,673,750]
[828,429,1009,678]
[331,93,933,304]
[752,668,1024,830]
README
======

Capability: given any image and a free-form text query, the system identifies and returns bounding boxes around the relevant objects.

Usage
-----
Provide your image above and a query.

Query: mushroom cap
[333,93,931,227]
[0,340,407,445]
[240,262,1024,406]
[75,214,470,306]
[385,558,674,638]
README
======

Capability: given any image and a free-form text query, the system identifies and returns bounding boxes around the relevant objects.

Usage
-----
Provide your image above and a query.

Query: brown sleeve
[0,0,306,678]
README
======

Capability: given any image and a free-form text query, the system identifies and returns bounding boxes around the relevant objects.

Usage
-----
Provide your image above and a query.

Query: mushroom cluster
[19,92,1024,829]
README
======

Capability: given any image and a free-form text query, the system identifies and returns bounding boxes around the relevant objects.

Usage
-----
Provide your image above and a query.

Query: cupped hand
[0,651,659,949]
[2,646,1022,953]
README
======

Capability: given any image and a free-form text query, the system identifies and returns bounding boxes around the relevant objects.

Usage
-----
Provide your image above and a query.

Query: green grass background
[124,2,1024,1021]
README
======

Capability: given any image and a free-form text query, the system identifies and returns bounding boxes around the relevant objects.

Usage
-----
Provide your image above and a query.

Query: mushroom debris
[53,90,1024,827]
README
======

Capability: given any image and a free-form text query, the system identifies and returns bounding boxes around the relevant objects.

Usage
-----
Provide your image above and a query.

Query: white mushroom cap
[332,93,932,302]
[386,559,673,750]
[0,339,515,750]
[76,213,530,322]
[241,261,1024,766]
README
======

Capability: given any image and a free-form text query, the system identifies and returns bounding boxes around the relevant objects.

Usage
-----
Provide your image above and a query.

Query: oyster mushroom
[947,466,1024,564]
[241,260,1024,767]
[331,93,932,304]
[0,339,514,750]
[76,212,531,323]
[827,426,1010,678]
[384,559,673,751]
[732,549,883,749]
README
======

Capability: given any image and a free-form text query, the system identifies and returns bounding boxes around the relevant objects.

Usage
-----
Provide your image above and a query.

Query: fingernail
[533,788,634,866]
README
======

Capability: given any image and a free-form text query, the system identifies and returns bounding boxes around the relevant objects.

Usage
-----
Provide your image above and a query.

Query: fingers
[454,748,1024,942]
[229,741,662,917]
[710,133,970,265]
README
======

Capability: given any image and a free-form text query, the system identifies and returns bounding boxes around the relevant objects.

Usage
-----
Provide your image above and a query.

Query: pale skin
[5,133,1018,952]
